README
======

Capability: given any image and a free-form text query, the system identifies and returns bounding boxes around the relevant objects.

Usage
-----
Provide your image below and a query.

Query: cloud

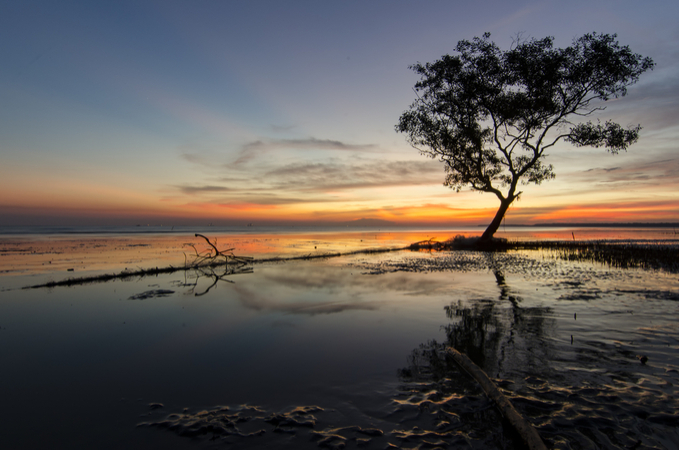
[177,185,232,194]
[216,194,344,206]
[264,159,443,191]
[576,158,679,185]
[234,137,379,166]
[608,66,679,131]
[174,157,444,207]
[524,199,679,223]
[584,167,621,173]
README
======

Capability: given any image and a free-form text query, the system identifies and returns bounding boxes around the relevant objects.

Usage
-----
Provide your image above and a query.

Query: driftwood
[20,237,404,290]
[185,233,253,267]
[446,347,547,450]
[22,234,253,290]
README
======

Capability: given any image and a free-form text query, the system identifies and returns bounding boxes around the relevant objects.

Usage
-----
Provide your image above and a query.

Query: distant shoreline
[485,222,679,228]
[0,221,678,236]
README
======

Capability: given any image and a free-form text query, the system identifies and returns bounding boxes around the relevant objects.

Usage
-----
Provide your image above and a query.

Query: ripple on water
[352,249,679,449]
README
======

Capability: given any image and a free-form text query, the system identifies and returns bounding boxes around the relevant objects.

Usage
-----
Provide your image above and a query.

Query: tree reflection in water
[397,255,554,449]
[395,249,679,449]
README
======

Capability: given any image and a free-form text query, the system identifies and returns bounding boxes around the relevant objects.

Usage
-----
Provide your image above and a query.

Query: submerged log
[446,347,547,450]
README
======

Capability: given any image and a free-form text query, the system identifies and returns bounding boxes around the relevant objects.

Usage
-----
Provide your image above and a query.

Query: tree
[396,32,654,244]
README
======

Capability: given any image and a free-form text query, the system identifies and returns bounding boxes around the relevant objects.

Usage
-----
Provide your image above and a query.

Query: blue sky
[1,0,678,226]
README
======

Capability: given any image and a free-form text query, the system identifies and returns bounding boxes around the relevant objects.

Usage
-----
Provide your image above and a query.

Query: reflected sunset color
[2,226,676,291]
[1,234,678,449]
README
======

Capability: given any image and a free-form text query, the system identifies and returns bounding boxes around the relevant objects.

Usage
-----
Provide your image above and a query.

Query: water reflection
[3,246,679,449]
[393,256,556,448]
[395,251,679,450]
[182,263,253,296]
[224,261,453,316]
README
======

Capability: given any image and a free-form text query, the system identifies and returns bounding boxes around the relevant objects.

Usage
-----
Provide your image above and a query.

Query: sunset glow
[1,1,677,227]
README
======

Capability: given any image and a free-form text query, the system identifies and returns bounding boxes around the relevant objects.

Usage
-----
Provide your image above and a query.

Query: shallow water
[1,239,678,449]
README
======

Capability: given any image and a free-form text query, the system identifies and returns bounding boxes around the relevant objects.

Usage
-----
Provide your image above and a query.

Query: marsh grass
[409,236,679,273]
[507,240,679,273]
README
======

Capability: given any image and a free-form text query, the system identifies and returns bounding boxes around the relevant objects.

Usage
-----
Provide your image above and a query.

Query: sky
[1,0,678,227]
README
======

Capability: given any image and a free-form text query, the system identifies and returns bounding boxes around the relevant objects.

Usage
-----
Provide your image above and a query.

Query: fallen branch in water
[20,237,405,290]
[185,233,253,267]
[22,234,253,290]
[446,347,547,450]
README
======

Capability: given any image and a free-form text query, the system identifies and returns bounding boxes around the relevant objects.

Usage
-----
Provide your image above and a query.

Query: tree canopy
[396,32,654,243]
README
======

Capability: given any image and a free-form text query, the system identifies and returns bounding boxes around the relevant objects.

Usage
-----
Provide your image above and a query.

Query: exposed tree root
[446,347,547,450]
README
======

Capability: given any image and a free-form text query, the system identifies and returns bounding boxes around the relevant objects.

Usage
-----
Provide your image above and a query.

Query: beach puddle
[1,245,678,449]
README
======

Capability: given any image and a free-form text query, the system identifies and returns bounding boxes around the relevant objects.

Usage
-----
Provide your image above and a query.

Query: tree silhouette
[396,32,654,243]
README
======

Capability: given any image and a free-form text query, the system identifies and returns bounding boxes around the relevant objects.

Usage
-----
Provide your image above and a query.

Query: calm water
[1,230,678,449]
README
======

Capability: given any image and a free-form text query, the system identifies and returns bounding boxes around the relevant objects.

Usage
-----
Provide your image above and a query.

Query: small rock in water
[637,355,648,365]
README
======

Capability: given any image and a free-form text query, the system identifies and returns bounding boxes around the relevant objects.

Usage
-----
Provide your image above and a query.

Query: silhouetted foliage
[396,32,654,243]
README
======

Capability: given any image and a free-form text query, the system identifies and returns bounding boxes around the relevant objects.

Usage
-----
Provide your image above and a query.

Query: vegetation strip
[446,347,547,450]
[409,237,679,272]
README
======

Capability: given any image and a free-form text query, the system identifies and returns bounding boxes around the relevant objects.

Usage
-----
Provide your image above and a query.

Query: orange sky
[1,1,678,227]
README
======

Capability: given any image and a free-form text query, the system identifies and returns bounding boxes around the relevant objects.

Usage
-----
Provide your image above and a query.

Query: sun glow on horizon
[1,1,677,228]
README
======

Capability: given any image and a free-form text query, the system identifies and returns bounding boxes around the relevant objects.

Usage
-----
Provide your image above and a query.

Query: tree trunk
[479,197,514,243]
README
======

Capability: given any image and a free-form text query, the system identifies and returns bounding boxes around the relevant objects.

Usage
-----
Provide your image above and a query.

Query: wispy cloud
[608,65,679,131]
[177,185,232,194]
[217,193,345,206]
[174,156,444,208]
[233,137,379,166]
[264,159,442,191]
[525,199,679,223]
[583,167,621,173]
[576,158,679,185]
